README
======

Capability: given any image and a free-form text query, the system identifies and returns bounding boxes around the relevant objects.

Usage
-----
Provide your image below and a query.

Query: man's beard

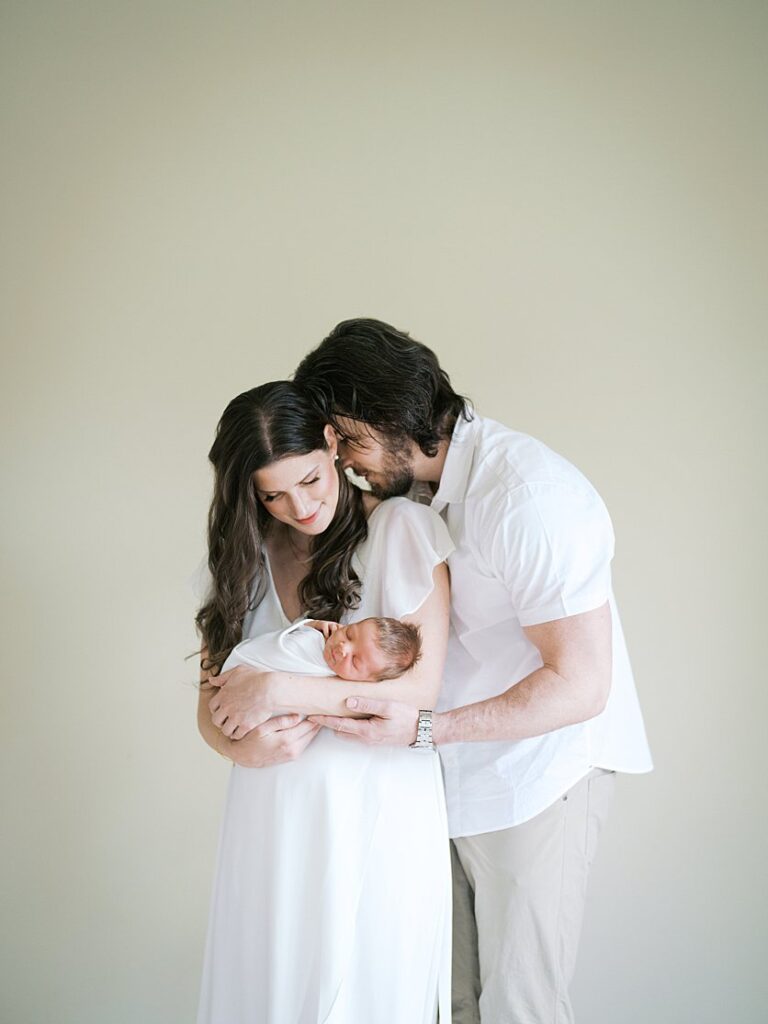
[367,446,415,499]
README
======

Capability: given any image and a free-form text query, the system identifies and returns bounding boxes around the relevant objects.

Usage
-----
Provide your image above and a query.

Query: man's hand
[309,696,420,747]
[230,715,321,767]
[307,619,340,640]
[208,665,276,737]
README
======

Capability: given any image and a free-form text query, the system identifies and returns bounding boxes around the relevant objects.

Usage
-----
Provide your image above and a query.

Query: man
[293,318,653,1024]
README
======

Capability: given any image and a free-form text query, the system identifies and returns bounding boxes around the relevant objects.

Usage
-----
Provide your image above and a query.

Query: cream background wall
[1,2,766,1021]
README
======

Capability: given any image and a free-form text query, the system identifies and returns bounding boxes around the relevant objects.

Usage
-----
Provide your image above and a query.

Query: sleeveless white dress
[197,499,454,1024]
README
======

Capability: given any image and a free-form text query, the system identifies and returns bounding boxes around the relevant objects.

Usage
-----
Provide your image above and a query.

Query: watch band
[409,709,436,751]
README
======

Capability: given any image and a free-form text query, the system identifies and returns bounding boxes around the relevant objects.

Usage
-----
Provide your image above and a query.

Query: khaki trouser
[450,768,616,1024]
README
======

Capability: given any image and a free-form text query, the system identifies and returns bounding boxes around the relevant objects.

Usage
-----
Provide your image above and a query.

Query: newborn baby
[221,615,422,682]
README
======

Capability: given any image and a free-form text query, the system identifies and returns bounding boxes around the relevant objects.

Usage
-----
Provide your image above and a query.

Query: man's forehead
[333,415,381,446]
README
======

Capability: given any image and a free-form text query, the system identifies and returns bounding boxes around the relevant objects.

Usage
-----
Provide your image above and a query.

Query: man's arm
[309,601,612,746]
[433,600,611,744]
[209,563,450,738]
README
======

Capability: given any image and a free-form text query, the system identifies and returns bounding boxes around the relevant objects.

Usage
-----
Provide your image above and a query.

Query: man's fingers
[344,696,395,716]
[307,714,346,730]
[309,715,372,738]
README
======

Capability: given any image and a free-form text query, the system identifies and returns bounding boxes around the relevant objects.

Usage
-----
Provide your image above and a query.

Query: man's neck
[412,437,450,486]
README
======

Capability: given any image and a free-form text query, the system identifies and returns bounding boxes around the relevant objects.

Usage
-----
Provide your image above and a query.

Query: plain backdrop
[1,2,766,1022]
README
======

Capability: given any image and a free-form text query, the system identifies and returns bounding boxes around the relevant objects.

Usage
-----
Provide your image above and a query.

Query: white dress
[197,499,454,1024]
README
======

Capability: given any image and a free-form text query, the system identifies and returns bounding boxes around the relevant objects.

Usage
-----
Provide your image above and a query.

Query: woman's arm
[208,562,450,736]
[197,656,320,767]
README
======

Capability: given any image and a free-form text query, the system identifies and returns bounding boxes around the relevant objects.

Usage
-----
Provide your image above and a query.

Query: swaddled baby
[221,615,422,682]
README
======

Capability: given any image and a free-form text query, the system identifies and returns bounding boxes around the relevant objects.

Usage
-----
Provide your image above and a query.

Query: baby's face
[322,619,389,681]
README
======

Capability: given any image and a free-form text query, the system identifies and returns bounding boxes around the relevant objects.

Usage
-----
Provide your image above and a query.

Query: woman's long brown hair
[195,381,367,674]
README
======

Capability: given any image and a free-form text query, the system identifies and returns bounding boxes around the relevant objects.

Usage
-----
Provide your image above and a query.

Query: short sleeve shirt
[431,414,653,837]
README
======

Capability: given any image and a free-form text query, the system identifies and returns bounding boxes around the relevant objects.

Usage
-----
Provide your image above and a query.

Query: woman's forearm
[271,669,437,718]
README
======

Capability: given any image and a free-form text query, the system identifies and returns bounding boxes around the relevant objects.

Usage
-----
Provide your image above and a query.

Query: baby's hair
[372,618,423,680]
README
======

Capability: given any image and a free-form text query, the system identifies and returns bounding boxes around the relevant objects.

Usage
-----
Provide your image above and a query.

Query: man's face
[334,416,416,499]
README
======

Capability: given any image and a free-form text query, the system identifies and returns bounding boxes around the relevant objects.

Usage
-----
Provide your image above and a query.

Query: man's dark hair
[294,318,472,457]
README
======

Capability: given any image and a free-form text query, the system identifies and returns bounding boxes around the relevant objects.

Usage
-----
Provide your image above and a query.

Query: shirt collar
[431,412,480,513]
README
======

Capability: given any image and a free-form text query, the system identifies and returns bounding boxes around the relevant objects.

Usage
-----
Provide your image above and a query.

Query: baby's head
[322,617,422,682]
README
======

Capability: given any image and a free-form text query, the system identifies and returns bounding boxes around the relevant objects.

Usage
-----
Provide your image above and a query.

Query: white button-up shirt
[430,414,653,837]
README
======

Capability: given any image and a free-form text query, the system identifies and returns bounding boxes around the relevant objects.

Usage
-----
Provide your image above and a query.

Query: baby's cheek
[343,668,367,682]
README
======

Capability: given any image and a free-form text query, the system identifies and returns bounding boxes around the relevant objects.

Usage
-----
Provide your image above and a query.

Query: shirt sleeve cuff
[517,590,610,627]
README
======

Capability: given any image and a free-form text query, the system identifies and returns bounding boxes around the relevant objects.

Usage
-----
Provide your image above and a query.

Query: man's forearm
[432,663,608,746]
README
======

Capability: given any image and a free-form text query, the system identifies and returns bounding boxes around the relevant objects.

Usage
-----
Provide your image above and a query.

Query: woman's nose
[288,493,308,518]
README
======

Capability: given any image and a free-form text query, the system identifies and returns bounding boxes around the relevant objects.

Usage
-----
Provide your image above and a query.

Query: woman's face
[252,425,339,536]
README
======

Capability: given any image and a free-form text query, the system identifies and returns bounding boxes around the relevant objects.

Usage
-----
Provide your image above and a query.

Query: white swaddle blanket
[221,618,333,677]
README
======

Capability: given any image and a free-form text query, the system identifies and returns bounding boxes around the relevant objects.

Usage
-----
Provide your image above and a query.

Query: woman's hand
[208,666,278,737]
[229,714,321,767]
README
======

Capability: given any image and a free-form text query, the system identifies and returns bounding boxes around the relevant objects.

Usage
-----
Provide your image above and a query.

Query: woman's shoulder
[358,497,454,564]
[353,498,454,619]
[366,496,443,532]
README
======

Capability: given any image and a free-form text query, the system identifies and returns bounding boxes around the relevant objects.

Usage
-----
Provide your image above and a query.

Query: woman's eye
[302,477,320,486]
[263,494,279,503]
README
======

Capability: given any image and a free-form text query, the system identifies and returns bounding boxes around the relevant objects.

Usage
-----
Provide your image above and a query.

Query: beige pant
[450,768,616,1024]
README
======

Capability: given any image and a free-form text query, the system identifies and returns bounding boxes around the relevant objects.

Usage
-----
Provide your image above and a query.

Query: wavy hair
[195,381,367,674]
[294,318,472,456]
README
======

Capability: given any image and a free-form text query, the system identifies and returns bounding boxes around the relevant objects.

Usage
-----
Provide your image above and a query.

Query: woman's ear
[323,423,339,457]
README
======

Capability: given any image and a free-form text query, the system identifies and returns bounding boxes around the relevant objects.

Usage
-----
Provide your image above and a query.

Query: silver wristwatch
[410,710,436,751]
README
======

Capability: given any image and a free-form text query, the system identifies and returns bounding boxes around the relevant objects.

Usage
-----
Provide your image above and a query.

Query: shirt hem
[447,760,653,839]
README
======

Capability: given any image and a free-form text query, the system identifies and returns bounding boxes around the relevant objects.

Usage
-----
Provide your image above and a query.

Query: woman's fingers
[253,714,304,737]
[270,719,321,762]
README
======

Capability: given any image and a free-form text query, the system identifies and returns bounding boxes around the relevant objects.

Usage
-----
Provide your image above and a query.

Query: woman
[195,381,453,1024]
